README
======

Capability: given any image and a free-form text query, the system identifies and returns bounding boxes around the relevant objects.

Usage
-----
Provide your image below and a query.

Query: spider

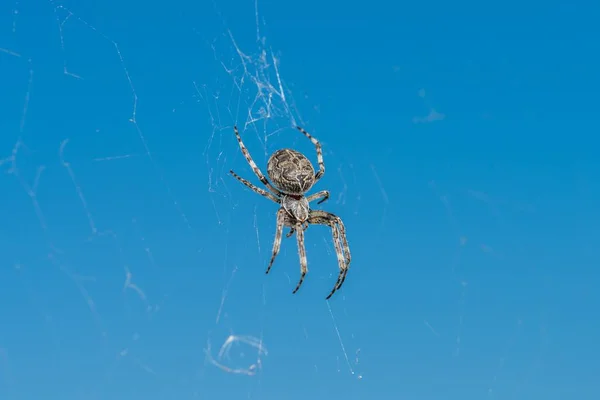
[229,125,351,299]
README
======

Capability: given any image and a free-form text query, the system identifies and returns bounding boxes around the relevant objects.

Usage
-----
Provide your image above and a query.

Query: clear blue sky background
[1,0,599,399]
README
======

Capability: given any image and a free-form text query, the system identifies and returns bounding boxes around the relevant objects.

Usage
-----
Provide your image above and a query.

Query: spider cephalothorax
[229,126,351,299]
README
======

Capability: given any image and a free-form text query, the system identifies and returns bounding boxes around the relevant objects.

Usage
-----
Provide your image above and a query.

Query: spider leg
[306,190,330,205]
[233,126,282,196]
[296,126,325,182]
[229,170,280,203]
[292,224,308,294]
[266,208,287,274]
[286,221,307,238]
[308,210,351,299]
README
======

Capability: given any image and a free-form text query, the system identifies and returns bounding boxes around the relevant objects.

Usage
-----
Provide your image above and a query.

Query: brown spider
[229,126,351,299]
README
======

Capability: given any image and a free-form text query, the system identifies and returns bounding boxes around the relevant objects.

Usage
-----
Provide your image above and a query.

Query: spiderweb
[0,2,362,399]
[192,5,364,386]
[1,1,561,399]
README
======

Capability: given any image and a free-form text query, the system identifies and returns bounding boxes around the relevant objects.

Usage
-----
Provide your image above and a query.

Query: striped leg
[233,126,282,196]
[296,126,325,182]
[307,210,351,299]
[266,208,287,274]
[230,170,280,203]
[306,190,330,205]
[292,224,308,294]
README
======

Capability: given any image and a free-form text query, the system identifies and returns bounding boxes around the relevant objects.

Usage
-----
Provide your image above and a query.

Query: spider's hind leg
[307,210,351,299]
[326,266,348,300]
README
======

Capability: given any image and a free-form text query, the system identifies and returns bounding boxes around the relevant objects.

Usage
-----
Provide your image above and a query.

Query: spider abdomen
[267,149,315,194]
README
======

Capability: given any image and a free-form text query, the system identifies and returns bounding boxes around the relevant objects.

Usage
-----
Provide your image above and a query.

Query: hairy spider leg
[306,190,330,205]
[266,209,287,274]
[292,224,308,294]
[308,210,351,299]
[233,126,282,196]
[229,170,279,203]
[328,224,349,298]
[296,126,325,182]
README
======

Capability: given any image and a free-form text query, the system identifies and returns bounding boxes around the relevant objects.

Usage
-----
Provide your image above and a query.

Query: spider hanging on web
[229,126,351,299]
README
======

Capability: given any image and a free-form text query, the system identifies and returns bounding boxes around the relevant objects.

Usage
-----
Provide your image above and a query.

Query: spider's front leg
[296,126,325,182]
[230,170,280,203]
[232,126,283,197]
[306,190,330,205]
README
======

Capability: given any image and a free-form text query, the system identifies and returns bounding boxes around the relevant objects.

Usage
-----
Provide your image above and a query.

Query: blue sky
[1,0,599,399]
